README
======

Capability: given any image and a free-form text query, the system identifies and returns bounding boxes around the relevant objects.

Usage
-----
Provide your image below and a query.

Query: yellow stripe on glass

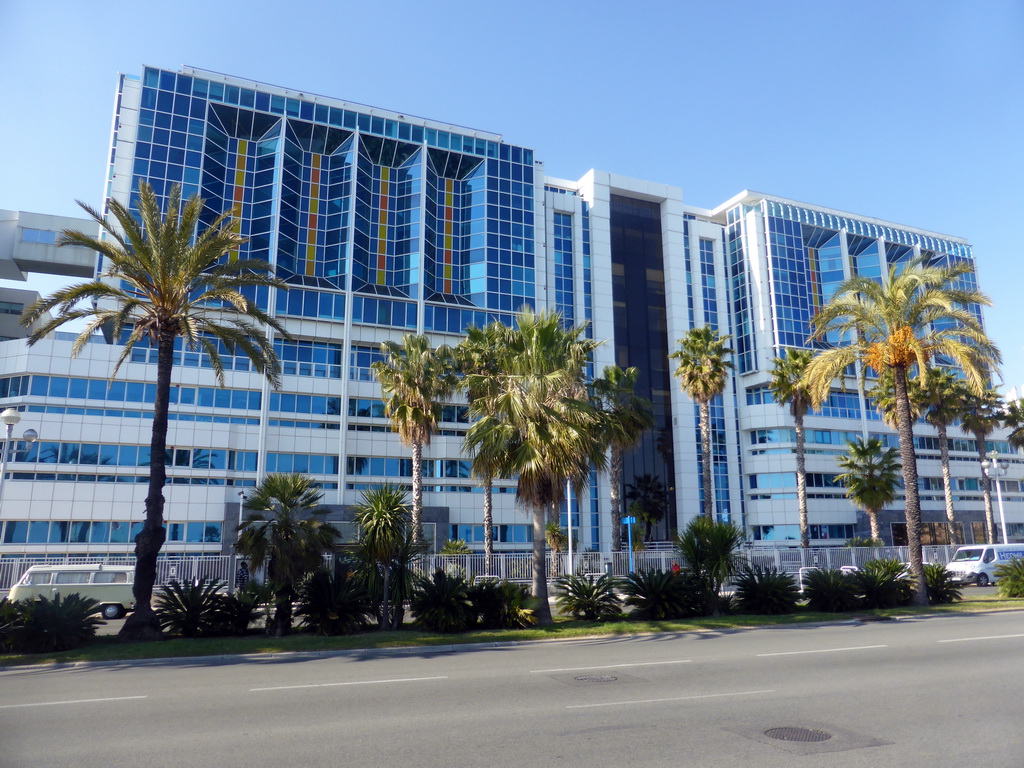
[377,167,390,285]
[306,154,321,277]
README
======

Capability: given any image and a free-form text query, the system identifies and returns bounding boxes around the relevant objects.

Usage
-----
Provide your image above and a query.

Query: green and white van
[8,564,135,619]
[945,544,1024,587]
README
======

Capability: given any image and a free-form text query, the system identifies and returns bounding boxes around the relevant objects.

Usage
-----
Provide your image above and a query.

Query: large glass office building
[0,66,1019,558]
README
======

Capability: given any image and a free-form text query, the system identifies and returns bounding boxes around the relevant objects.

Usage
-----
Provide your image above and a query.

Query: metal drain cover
[764,727,832,743]
[574,675,617,683]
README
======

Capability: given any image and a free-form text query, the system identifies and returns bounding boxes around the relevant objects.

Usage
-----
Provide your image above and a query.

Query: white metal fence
[0,545,959,594]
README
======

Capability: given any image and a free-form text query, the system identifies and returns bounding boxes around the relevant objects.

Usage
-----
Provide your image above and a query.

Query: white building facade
[0,66,1019,559]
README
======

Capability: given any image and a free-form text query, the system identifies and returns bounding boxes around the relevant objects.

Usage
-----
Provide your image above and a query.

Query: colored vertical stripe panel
[230,140,248,260]
[377,167,389,285]
[443,178,454,293]
[306,154,321,277]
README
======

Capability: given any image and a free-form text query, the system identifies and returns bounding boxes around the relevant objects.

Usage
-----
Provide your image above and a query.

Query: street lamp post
[981,450,1010,545]
[0,408,38,512]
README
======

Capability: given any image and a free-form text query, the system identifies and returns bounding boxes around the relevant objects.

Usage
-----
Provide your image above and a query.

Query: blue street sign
[622,516,636,524]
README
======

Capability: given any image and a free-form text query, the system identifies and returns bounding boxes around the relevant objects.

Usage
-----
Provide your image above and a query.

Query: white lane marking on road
[756,644,887,657]
[0,695,147,710]
[531,660,691,674]
[567,689,773,709]
[251,675,448,692]
[939,633,1024,644]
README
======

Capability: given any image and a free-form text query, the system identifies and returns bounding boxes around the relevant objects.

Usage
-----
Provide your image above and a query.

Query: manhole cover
[764,727,832,743]
[574,675,617,683]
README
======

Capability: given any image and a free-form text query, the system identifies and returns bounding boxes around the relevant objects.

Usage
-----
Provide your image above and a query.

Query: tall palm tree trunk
[532,505,552,624]
[975,439,996,544]
[699,400,714,520]
[937,423,962,545]
[274,587,292,638]
[119,330,174,641]
[894,369,928,606]
[610,447,624,551]
[379,566,391,632]
[411,441,424,543]
[483,477,494,574]
[795,412,808,548]
[867,509,882,541]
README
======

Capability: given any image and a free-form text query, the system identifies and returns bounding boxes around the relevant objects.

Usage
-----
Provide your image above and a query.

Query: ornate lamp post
[980,450,1010,545]
[0,408,38,512]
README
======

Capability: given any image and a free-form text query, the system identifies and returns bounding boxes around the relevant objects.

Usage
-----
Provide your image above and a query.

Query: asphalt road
[2,611,1023,768]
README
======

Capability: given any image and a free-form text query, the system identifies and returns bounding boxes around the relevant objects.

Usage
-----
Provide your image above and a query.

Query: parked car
[8,563,134,619]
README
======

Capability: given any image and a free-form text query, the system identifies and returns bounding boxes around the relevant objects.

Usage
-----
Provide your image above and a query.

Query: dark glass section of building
[609,195,676,535]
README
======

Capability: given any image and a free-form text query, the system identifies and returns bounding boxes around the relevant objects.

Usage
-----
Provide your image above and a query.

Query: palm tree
[22,181,287,642]
[804,256,999,606]
[670,327,733,520]
[835,437,901,541]
[463,308,604,624]
[457,323,506,573]
[674,516,743,616]
[768,349,815,548]
[625,473,668,541]
[352,484,419,631]
[872,368,969,544]
[593,365,654,550]
[372,334,458,544]
[920,369,972,545]
[1005,398,1024,451]
[237,473,340,637]
[960,387,1004,543]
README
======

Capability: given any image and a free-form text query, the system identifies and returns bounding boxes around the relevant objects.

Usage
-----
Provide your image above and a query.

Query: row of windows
[0,301,24,315]
[751,524,855,542]
[748,472,841,489]
[347,398,468,423]
[448,524,533,544]
[749,427,1015,457]
[14,375,262,411]
[1,520,222,546]
[6,440,257,471]
[23,404,260,426]
[346,456,473,479]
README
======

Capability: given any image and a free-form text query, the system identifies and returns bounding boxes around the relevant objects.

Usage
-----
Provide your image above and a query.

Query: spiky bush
[439,539,473,555]
[0,597,20,652]
[855,558,913,609]
[802,569,860,613]
[995,557,1024,598]
[12,594,102,653]
[553,574,623,621]
[924,563,963,605]
[733,565,800,615]
[620,568,704,620]
[467,580,538,629]
[411,569,474,633]
[216,581,275,635]
[155,578,229,638]
[296,570,373,636]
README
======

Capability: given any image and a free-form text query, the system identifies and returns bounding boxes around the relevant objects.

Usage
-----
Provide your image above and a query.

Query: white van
[8,564,135,619]
[945,544,1024,586]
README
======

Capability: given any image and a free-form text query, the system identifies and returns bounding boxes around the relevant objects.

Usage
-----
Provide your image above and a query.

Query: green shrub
[467,580,538,629]
[296,570,372,636]
[924,563,963,605]
[620,568,704,620]
[845,537,883,547]
[411,570,474,633]
[0,597,20,652]
[155,578,229,638]
[216,581,275,635]
[995,557,1024,598]
[733,565,800,614]
[12,593,102,653]
[802,569,860,612]
[439,539,473,555]
[675,517,743,615]
[855,558,912,609]
[553,574,622,621]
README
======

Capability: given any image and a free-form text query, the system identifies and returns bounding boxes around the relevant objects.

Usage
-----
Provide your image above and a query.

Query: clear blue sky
[2,1,1022,391]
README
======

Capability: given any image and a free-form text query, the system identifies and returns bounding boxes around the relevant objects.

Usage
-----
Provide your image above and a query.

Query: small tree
[671,327,733,520]
[835,438,901,542]
[237,473,339,637]
[675,517,743,615]
[769,349,814,547]
[353,485,420,631]
[372,334,459,543]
